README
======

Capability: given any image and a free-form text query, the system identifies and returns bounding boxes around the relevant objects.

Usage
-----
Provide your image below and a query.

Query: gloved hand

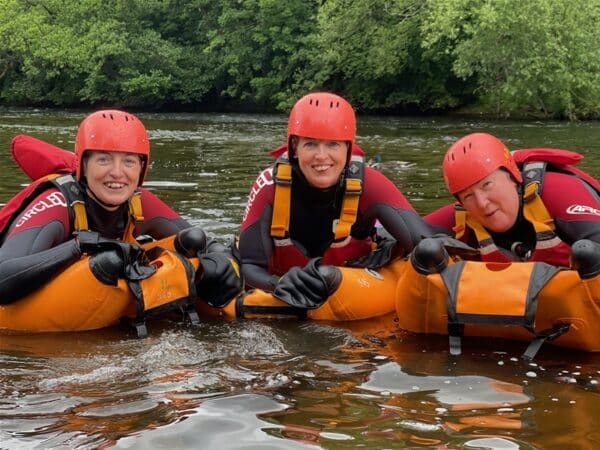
[197,252,243,308]
[430,233,479,259]
[345,237,401,269]
[79,231,157,282]
[273,258,342,309]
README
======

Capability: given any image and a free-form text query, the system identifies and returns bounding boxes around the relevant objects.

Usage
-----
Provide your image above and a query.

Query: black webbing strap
[522,323,571,361]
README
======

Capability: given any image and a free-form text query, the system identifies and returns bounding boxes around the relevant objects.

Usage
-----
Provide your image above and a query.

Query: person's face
[294,137,347,189]
[83,151,142,209]
[457,169,520,233]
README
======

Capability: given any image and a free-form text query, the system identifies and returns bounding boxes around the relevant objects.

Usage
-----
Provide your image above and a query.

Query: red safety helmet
[75,110,150,186]
[287,92,356,161]
[442,132,522,195]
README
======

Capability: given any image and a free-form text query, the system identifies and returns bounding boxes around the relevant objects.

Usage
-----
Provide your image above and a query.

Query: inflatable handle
[410,238,449,275]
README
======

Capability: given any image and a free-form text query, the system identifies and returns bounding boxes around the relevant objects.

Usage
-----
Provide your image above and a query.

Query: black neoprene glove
[273,258,342,309]
[197,252,243,308]
[78,231,157,283]
[345,237,401,269]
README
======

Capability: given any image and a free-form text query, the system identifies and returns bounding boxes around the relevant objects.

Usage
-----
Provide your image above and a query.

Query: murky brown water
[1,108,599,449]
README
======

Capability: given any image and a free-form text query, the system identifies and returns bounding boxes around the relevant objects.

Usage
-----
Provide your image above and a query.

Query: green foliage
[314,0,467,112]
[204,0,320,110]
[0,0,597,117]
[422,0,600,118]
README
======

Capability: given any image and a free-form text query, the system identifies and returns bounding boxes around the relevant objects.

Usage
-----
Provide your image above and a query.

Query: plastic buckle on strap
[345,178,362,195]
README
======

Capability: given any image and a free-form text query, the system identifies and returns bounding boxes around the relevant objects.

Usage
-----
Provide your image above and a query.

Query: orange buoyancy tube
[197,258,407,321]
[395,257,600,352]
[0,236,200,333]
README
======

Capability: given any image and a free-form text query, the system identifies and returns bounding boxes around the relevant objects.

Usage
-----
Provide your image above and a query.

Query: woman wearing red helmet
[238,92,437,308]
[0,110,241,307]
[425,132,600,266]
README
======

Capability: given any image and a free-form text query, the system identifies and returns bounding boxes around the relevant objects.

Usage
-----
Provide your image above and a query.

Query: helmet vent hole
[315,100,319,106]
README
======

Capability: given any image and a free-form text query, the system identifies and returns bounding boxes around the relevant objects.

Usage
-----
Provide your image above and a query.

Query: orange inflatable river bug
[395,238,600,357]
[198,258,407,321]
[0,236,201,335]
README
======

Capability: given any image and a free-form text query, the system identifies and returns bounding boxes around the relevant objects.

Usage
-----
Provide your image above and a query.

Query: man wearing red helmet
[425,132,600,266]
[238,92,437,308]
[0,110,241,307]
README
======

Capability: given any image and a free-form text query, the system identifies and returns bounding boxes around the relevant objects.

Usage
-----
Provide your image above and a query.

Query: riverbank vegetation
[0,0,598,119]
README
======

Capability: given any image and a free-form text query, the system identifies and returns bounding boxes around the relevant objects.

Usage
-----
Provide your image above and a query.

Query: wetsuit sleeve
[0,190,82,303]
[239,206,280,291]
[542,172,600,244]
[0,235,81,303]
[359,169,445,254]
[137,188,192,238]
[238,168,279,291]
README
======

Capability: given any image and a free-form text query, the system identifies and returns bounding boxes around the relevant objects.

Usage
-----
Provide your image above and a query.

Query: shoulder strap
[271,160,292,238]
[334,154,363,240]
[270,153,365,240]
[122,190,144,243]
[521,162,556,232]
[51,174,89,232]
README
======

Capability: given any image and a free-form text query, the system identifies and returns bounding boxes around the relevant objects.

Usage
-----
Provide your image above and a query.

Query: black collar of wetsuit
[290,163,344,209]
[78,179,129,240]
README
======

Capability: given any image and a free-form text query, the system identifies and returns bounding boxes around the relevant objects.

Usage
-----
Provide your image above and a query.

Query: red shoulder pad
[351,144,365,156]
[269,143,288,158]
[512,148,583,165]
[11,135,76,181]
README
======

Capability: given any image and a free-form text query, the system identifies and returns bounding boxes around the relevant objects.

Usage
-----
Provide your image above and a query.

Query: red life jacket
[454,148,599,266]
[267,145,372,275]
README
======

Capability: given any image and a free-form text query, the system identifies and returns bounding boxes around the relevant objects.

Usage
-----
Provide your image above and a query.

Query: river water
[1,109,599,449]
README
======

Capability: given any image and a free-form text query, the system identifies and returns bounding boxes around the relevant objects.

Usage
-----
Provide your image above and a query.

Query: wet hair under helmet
[442,132,522,195]
[75,110,150,186]
[287,92,356,164]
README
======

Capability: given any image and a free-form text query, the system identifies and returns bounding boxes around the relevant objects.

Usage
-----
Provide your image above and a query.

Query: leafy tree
[204,0,320,110]
[421,0,600,118]
[314,0,468,112]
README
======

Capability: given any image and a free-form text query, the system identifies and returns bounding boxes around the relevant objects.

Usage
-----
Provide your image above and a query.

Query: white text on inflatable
[566,204,600,217]
[16,192,67,227]
[243,168,274,222]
